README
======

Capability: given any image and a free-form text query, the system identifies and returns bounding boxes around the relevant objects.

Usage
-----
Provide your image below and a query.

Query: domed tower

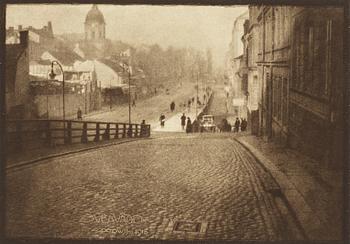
[85,4,106,41]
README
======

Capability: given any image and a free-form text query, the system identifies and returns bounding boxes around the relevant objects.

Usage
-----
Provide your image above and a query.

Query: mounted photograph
[2,2,346,242]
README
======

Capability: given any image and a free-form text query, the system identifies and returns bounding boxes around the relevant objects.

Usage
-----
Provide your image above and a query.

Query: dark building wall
[288,7,344,166]
[33,93,87,119]
[6,32,31,119]
[249,5,344,166]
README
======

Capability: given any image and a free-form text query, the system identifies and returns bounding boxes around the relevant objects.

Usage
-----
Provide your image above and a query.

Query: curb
[234,137,329,240]
[6,137,152,171]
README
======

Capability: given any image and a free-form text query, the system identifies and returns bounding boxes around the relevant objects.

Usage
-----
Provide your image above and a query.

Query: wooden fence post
[147,125,151,137]
[94,123,100,142]
[103,123,110,140]
[127,124,132,138]
[114,124,119,139]
[81,122,88,143]
[135,124,139,137]
[123,124,126,138]
[66,121,72,144]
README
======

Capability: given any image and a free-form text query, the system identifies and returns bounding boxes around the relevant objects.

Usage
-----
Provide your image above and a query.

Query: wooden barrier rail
[5,119,151,153]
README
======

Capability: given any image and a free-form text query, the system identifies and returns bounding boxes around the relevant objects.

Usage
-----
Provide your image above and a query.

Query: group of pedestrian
[180,113,197,133]
[233,117,248,132]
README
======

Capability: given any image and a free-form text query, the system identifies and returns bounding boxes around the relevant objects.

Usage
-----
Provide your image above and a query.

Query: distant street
[84,82,202,128]
[5,133,300,240]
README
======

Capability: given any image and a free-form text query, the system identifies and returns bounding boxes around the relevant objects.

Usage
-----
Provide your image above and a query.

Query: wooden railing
[5,119,151,153]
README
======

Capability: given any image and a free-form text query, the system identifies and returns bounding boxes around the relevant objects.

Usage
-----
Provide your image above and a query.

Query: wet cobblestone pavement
[6,133,293,240]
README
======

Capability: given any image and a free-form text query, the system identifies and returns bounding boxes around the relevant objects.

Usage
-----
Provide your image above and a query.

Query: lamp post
[128,67,131,125]
[196,71,199,118]
[49,61,65,120]
[121,62,132,125]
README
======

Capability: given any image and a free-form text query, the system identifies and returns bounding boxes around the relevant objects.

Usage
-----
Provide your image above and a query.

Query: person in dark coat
[160,114,166,128]
[170,101,175,112]
[234,117,240,132]
[140,120,147,137]
[77,108,82,120]
[181,113,186,130]
[186,117,192,133]
[192,119,199,133]
[241,118,247,131]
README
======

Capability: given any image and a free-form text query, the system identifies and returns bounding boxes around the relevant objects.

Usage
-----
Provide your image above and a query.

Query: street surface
[5,133,296,240]
[84,82,202,127]
[5,84,303,241]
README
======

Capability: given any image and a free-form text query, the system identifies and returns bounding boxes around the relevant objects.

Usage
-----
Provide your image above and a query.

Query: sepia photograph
[1,1,347,242]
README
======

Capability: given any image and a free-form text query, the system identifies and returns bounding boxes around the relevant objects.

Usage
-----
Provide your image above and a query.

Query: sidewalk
[236,134,343,240]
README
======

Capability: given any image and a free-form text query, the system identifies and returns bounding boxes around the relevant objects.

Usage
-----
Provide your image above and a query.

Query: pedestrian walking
[159,114,166,128]
[170,101,175,112]
[132,99,136,107]
[192,119,199,133]
[234,117,240,133]
[181,113,186,130]
[140,120,147,137]
[77,107,82,120]
[186,117,192,133]
[221,118,231,132]
[241,118,247,132]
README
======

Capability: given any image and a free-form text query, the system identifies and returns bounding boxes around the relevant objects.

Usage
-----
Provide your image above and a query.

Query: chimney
[18,25,22,31]
[19,31,29,48]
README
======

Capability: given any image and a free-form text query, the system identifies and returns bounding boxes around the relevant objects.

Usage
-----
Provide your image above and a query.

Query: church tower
[85,4,106,41]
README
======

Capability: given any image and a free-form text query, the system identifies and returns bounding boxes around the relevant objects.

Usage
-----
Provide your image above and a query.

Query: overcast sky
[6,4,248,68]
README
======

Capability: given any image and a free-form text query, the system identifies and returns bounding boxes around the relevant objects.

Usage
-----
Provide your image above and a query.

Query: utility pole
[128,66,131,125]
[196,71,199,118]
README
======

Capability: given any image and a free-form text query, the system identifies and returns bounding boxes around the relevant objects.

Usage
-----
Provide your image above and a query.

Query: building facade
[288,7,344,166]
[5,31,31,119]
[246,6,344,167]
[226,11,249,119]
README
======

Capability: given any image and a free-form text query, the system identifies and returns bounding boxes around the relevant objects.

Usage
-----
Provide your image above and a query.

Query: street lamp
[49,61,65,121]
[196,71,199,118]
[121,62,132,125]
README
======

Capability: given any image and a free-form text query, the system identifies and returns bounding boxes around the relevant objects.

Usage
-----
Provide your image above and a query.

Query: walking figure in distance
[234,117,240,133]
[170,101,175,112]
[181,113,186,130]
[77,107,82,120]
[241,118,247,132]
[160,114,166,128]
[186,117,192,133]
[140,119,147,137]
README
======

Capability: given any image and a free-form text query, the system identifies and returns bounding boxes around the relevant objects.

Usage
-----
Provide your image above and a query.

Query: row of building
[226,6,344,167]
[5,5,144,120]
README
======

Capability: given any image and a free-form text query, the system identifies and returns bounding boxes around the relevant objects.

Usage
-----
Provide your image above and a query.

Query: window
[305,26,314,92]
[282,77,288,125]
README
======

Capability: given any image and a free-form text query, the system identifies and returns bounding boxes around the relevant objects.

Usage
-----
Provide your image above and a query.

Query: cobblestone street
[6,133,300,240]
